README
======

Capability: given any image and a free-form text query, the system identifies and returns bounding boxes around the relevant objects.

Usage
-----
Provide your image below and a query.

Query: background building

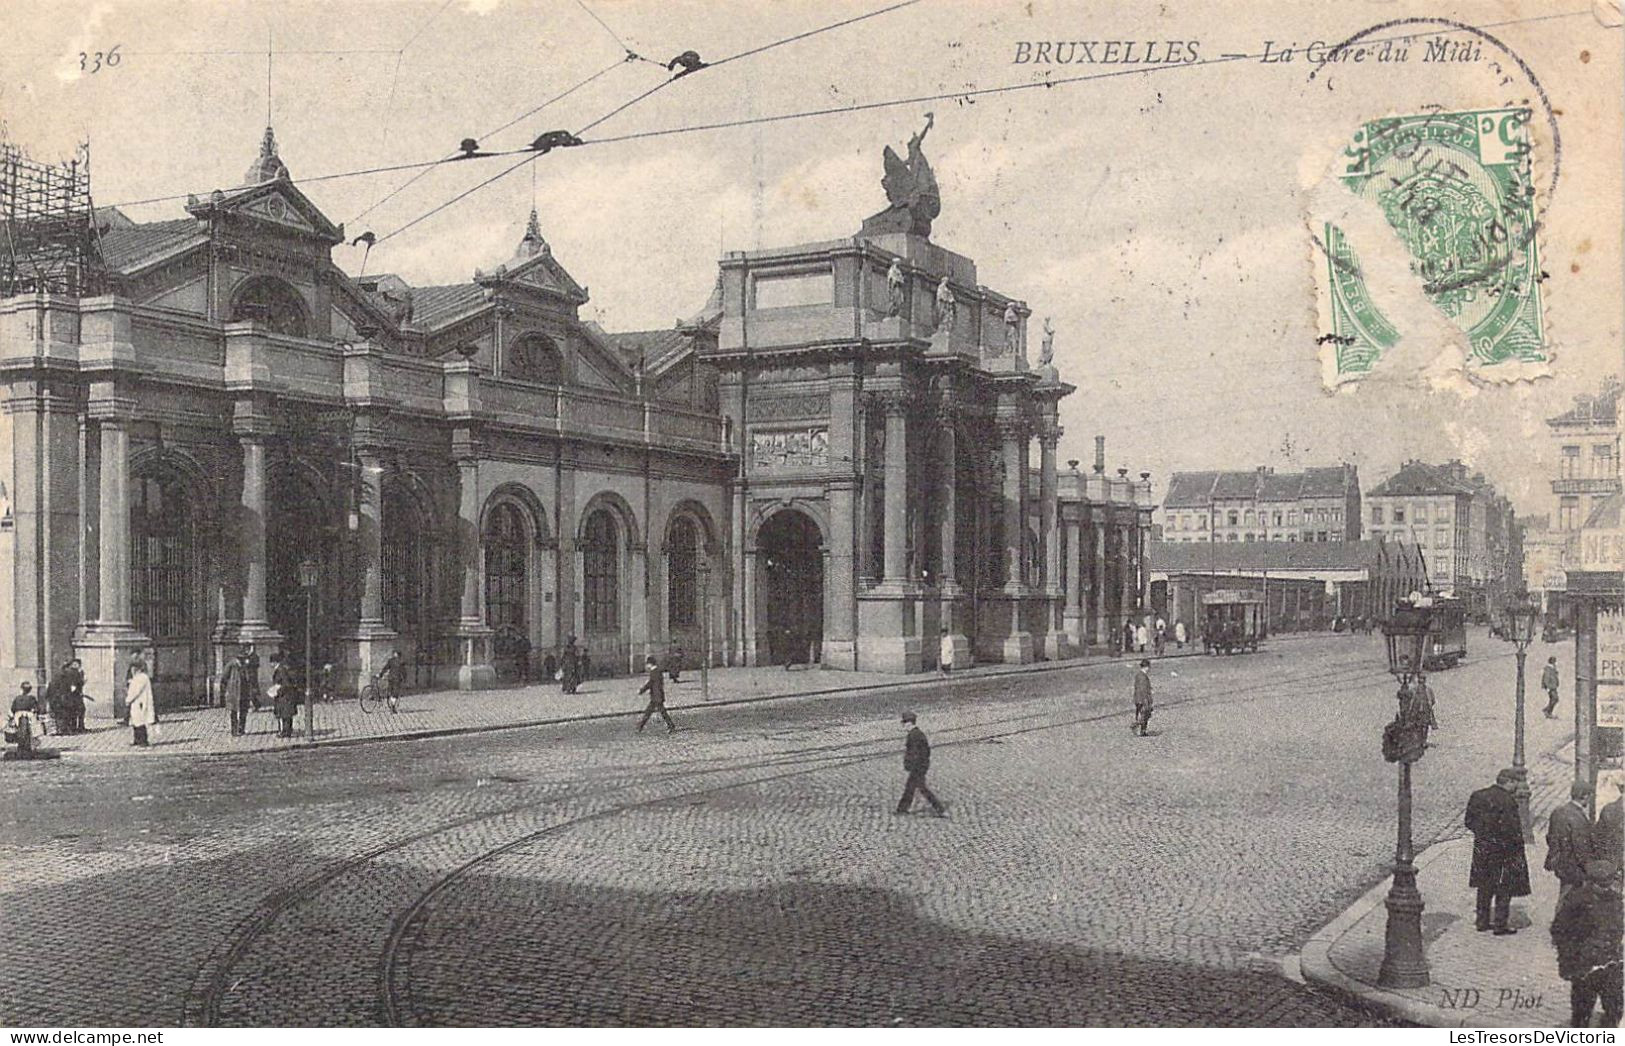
[1160,464,1360,544]
[1365,460,1520,618]
[1528,380,1623,624]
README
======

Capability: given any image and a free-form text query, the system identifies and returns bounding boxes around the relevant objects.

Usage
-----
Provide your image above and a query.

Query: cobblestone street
[0,631,1578,1026]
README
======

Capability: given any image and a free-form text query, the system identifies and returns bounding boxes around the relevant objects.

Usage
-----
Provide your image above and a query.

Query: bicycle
[358,679,399,715]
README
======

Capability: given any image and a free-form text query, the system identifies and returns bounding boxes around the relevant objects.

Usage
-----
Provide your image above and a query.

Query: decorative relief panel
[747,393,830,422]
[751,428,829,472]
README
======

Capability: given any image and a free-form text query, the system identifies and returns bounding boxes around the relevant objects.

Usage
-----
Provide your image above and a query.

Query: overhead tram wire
[346,56,631,226]
[102,9,1584,215]
[373,0,929,245]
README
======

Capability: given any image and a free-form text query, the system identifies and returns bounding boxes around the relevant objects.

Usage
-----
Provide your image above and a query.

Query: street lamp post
[1378,598,1435,989]
[698,558,711,703]
[299,558,318,741]
[1499,598,1541,842]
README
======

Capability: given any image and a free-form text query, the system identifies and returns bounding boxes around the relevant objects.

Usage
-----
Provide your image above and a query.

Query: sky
[3,0,1620,520]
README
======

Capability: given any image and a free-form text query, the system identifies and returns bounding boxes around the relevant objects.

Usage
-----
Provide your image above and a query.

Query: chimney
[1094,435,1105,474]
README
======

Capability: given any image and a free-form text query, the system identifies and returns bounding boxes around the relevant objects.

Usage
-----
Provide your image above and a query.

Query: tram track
[180,650,1422,1026]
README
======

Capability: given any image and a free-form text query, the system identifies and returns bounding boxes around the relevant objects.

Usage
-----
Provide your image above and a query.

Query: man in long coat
[1132,659,1153,736]
[1549,781,1598,901]
[219,646,259,736]
[1466,768,1532,935]
[559,636,582,695]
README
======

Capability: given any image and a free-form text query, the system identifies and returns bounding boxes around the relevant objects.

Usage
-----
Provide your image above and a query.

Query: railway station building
[0,127,1154,712]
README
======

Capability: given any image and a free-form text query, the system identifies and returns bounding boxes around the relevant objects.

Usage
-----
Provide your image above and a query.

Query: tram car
[1423,596,1468,670]
[1201,589,1266,655]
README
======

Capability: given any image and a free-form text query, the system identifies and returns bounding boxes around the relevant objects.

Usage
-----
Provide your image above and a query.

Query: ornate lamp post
[1499,597,1541,842]
[299,558,318,741]
[1378,598,1434,989]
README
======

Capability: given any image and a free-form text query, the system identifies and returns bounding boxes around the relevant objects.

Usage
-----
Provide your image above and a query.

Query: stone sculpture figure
[859,113,941,239]
[1040,317,1055,365]
[935,276,956,332]
[1004,302,1021,355]
[886,260,905,317]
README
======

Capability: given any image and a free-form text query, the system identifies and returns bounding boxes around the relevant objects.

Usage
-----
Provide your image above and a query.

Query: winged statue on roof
[861,113,940,239]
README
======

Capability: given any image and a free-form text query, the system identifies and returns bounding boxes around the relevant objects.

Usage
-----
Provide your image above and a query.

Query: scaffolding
[1,139,103,297]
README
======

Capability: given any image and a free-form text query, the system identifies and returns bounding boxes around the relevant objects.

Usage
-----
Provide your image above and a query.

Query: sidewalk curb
[1295,839,1471,1028]
[47,631,1355,760]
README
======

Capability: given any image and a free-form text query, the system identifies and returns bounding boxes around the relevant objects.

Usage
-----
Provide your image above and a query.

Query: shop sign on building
[1599,610,1625,730]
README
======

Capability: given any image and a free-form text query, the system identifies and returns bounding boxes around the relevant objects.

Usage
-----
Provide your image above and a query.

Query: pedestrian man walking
[1465,768,1533,934]
[1543,656,1562,718]
[1132,659,1153,736]
[1548,781,1598,901]
[636,656,676,734]
[894,712,946,816]
[1551,859,1624,1027]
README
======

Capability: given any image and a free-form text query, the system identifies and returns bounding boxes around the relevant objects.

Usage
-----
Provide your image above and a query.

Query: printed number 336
[79,45,122,73]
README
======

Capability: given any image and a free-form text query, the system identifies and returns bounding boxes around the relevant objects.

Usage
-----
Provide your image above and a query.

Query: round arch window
[507,333,563,384]
[230,276,309,337]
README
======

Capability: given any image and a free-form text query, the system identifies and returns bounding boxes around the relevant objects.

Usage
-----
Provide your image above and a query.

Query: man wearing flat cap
[1550,859,1623,1027]
[1465,768,1531,935]
[894,712,946,817]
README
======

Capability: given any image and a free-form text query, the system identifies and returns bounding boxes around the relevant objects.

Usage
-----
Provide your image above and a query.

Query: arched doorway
[757,510,823,666]
[382,480,434,674]
[484,501,529,681]
[267,465,339,670]
[130,466,210,707]
[581,507,620,646]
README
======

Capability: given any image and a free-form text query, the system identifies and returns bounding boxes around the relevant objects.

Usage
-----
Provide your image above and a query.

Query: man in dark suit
[1132,659,1153,736]
[895,712,946,816]
[1596,794,1624,873]
[636,656,675,733]
[1549,781,1597,901]
[1466,768,1533,934]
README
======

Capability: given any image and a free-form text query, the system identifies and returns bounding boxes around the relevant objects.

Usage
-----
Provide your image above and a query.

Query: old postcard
[0,0,1620,1032]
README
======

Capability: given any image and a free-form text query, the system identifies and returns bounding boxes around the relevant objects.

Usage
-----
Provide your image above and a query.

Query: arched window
[485,502,528,635]
[506,332,563,384]
[131,472,199,642]
[230,276,309,337]
[583,509,619,634]
[667,516,699,629]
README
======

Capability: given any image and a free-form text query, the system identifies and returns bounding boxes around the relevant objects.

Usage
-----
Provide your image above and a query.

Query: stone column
[989,414,1033,663]
[452,438,496,690]
[1090,515,1108,648]
[239,433,271,628]
[338,446,396,692]
[1120,521,1139,643]
[1063,517,1085,649]
[74,412,151,718]
[857,390,921,673]
[937,402,970,669]
[1038,425,1064,659]
[881,394,910,588]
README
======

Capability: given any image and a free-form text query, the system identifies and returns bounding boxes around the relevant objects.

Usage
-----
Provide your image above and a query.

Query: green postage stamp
[1319,107,1547,384]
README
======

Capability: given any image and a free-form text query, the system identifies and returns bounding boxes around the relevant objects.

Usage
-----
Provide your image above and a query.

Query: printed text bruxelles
[1012,40,1201,65]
